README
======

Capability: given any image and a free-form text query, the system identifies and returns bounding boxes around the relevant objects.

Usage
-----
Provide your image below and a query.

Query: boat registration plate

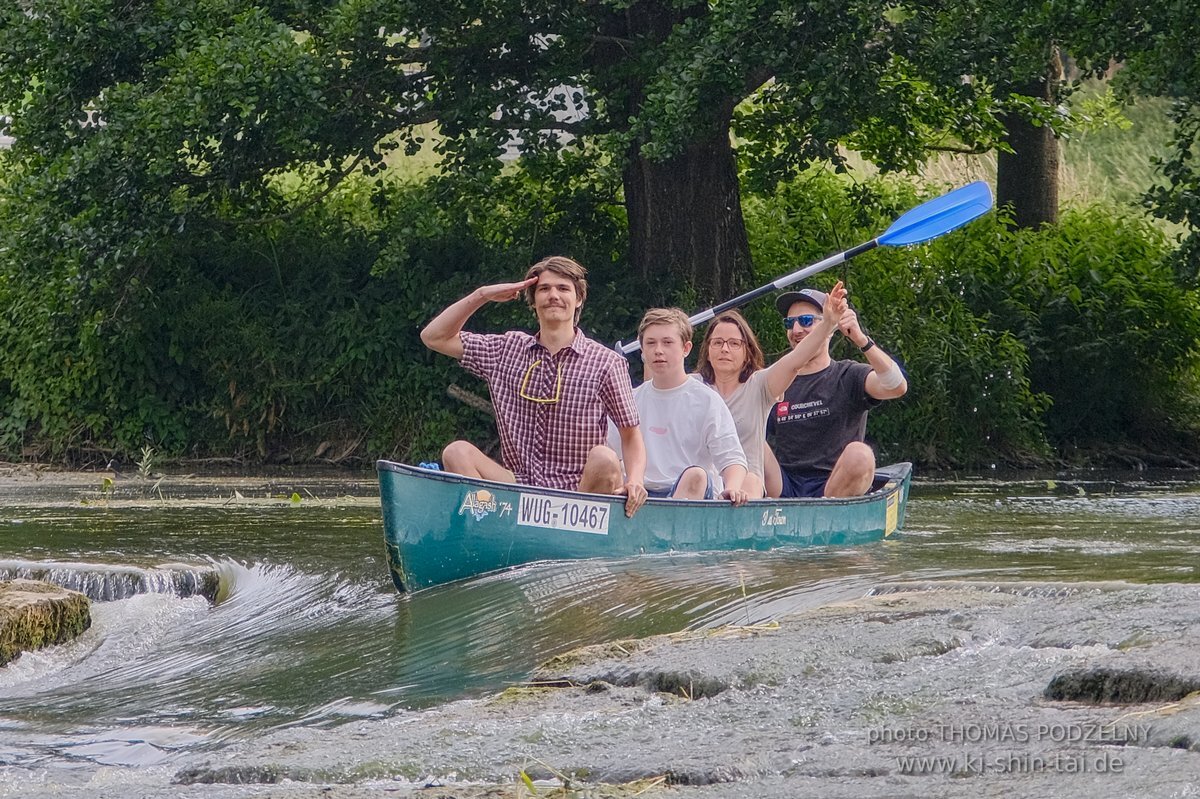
[517,494,610,535]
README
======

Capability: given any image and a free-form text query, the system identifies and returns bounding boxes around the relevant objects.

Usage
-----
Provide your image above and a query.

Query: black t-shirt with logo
[769,360,879,479]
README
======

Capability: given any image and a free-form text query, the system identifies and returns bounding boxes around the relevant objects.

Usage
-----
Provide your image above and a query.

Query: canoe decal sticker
[761,508,787,527]
[517,494,610,535]
[458,490,512,521]
[884,491,898,536]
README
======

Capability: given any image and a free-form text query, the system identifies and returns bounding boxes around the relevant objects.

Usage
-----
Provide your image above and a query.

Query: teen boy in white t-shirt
[609,308,749,504]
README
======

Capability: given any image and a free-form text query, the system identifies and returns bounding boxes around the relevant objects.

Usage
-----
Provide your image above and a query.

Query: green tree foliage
[946,208,1200,454]
[1,152,1196,466]
[0,149,647,462]
[2,1,1198,467]
[1150,104,1200,282]
[1133,97,1200,287]
[1065,0,1200,282]
[0,0,1015,302]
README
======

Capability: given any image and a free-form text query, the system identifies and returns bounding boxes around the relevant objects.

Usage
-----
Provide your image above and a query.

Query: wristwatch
[859,338,876,353]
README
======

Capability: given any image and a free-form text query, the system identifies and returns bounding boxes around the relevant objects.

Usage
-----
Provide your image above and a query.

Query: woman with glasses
[694,281,847,498]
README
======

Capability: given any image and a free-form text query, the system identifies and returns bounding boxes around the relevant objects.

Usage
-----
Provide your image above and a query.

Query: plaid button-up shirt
[460,329,640,490]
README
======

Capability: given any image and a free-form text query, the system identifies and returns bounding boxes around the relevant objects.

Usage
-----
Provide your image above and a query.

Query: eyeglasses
[783,314,821,330]
[709,338,745,351]
[518,358,563,404]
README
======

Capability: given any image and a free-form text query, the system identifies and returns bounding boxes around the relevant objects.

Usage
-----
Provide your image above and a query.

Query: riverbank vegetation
[0,161,1195,470]
[0,3,1197,470]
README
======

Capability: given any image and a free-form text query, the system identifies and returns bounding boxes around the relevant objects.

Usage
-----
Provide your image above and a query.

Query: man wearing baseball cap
[767,286,907,498]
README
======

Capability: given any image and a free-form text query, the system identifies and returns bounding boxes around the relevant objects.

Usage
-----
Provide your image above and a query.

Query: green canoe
[376,460,912,593]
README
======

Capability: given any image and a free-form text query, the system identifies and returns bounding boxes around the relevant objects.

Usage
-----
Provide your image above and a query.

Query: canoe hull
[377,460,912,593]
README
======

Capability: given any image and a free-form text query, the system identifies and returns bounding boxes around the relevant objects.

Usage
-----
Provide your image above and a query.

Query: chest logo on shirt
[775,399,828,424]
[649,426,669,436]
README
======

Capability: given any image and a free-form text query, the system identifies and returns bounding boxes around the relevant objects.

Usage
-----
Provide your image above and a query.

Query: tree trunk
[622,128,752,304]
[996,53,1063,229]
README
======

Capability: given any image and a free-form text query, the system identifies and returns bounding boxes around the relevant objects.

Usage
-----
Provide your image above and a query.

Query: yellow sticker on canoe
[884,491,898,536]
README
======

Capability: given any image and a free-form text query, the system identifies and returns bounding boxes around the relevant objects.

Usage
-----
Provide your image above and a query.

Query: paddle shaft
[614,181,993,356]
[617,239,877,355]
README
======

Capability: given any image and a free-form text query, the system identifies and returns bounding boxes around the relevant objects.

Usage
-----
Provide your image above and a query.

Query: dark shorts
[779,470,829,499]
[647,467,715,499]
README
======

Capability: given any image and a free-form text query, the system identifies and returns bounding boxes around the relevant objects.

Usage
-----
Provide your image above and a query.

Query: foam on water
[0,559,219,601]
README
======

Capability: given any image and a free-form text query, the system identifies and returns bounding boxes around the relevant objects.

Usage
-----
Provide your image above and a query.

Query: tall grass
[380,79,1177,226]
[919,84,1177,217]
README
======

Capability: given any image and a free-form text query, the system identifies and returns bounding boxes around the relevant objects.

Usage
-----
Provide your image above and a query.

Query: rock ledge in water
[0,578,91,667]
[1044,667,1200,704]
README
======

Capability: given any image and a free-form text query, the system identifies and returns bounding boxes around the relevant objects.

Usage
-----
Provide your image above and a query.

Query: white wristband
[877,363,905,390]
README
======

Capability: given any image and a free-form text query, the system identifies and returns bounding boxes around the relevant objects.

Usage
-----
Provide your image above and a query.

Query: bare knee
[825,442,876,497]
[672,466,709,499]
[579,445,623,493]
[439,440,513,482]
[585,445,621,472]
[841,441,875,475]
[441,440,476,469]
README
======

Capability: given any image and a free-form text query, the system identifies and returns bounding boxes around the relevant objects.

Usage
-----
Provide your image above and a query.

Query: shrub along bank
[745,173,1200,467]
[0,167,1197,470]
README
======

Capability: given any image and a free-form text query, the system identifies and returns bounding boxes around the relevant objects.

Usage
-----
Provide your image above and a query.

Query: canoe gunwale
[375,459,911,509]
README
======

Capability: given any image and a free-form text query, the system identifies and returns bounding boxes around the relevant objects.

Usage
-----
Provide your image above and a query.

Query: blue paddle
[617,180,994,355]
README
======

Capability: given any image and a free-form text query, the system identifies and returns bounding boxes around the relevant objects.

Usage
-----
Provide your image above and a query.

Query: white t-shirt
[609,379,747,492]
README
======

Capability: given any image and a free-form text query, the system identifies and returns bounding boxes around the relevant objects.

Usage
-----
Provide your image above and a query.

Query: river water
[1,468,1199,795]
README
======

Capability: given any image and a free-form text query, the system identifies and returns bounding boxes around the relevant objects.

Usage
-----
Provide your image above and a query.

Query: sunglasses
[782,314,821,330]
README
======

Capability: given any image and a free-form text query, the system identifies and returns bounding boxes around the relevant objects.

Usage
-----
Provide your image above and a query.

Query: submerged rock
[1044,668,1200,704]
[0,578,91,667]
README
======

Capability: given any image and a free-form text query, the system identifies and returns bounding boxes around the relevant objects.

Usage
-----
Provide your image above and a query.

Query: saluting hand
[477,277,538,303]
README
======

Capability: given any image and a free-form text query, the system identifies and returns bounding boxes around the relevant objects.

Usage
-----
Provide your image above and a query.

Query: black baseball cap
[775,288,827,316]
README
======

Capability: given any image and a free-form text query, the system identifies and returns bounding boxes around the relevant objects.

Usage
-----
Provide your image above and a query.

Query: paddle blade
[878,181,993,247]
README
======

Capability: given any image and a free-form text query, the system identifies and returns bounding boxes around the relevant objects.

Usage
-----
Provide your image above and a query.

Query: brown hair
[524,256,588,324]
[638,307,693,344]
[696,310,765,384]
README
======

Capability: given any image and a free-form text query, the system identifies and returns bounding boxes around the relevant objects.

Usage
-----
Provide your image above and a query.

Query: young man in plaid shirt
[421,256,648,517]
